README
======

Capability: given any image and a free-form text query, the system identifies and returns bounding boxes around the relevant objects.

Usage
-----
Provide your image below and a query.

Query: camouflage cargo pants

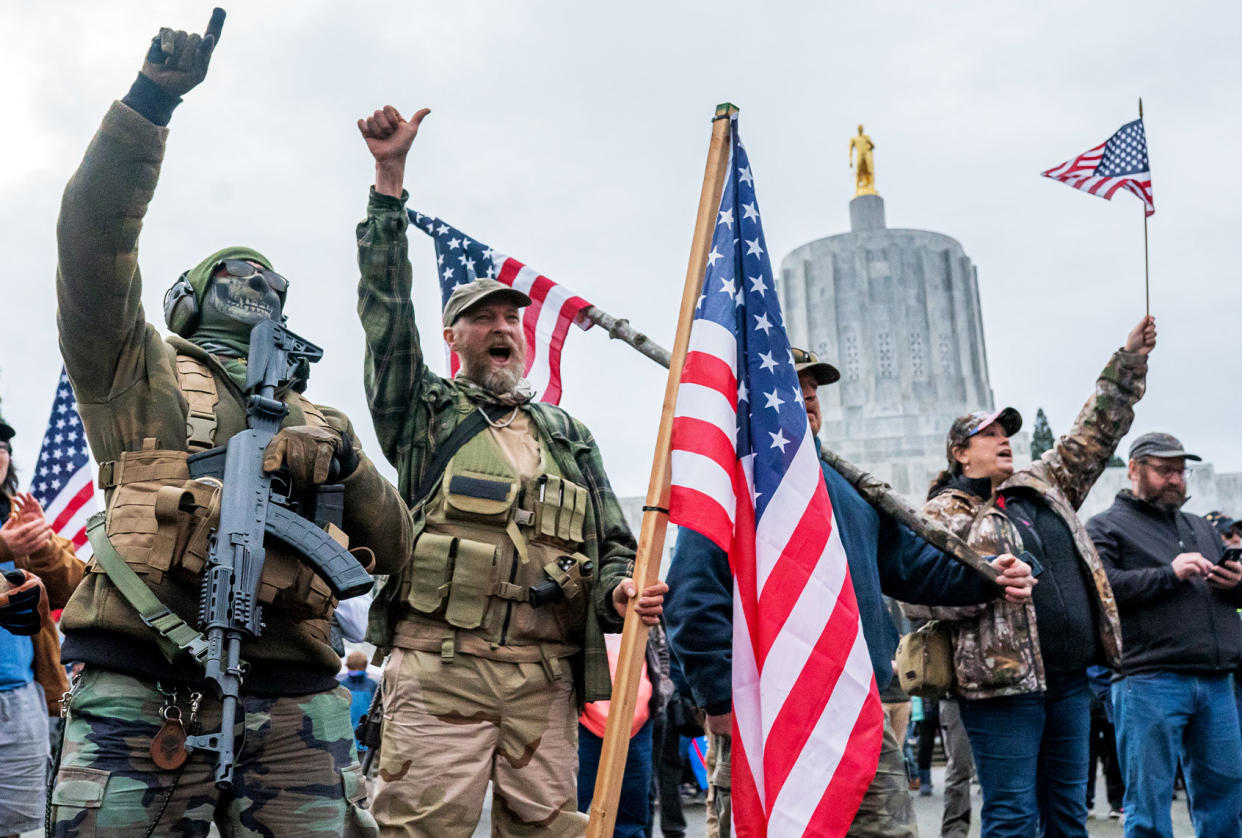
[706,715,915,837]
[847,713,918,838]
[50,667,374,838]
[706,732,730,838]
[372,647,585,837]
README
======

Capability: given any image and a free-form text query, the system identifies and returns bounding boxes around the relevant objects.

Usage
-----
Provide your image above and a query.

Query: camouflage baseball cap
[442,279,532,326]
[791,347,840,386]
[1127,431,1201,462]
[945,407,1022,460]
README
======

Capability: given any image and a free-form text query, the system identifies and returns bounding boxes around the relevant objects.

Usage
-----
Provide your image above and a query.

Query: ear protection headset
[163,272,200,337]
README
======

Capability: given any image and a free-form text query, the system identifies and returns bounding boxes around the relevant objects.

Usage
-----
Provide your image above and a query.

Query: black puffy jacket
[1087,491,1242,675]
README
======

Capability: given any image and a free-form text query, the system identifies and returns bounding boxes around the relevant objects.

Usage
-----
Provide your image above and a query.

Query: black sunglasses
[213,259,289,295]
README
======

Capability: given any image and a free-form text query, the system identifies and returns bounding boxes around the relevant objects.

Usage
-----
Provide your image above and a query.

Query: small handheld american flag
[667,114,883,837]
[28,369,96,557]
[409,211,593,405]
[1042,118,1154,216]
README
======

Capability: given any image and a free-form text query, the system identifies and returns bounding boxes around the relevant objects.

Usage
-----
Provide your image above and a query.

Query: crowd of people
[0,12,1239,838]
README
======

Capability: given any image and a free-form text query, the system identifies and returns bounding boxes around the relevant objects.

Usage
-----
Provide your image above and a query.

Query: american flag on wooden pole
[28,368,96,558]
[1041,117,1154,216]
[668,114,883,836]
[409,211,593,405]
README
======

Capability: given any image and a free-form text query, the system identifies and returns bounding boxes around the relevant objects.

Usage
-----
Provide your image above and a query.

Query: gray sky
[2,1,1239,500]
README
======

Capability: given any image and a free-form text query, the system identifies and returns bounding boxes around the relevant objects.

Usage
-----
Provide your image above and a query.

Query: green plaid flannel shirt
[355,188,633,701]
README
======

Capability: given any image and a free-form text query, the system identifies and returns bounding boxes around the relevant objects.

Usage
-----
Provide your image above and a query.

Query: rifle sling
[412,404,511,507]
[85,512,210,666]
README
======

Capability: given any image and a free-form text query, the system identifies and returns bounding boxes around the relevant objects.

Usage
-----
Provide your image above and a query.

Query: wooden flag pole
[585,102,737,838]
[1140,97,1150,317]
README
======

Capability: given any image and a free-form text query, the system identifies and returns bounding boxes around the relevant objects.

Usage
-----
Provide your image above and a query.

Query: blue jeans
[1112,671,1242,838]
[577,718,654,838]
[959,673,1091,838]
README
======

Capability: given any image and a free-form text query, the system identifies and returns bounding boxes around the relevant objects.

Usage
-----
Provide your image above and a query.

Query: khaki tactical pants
[50,667,374,838]
[373,647,586,837]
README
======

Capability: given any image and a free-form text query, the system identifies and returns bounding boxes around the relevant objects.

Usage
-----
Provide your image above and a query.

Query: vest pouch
[548,553,591,635]
[273,552,337,619]
[406,532,456,616]
[532,476,588,549]
[178,479,223,578]
[442,471,519,527]
[540,552,592,604]
[444,538,497,630]
[162,478,222,581]
[104,446,194,578]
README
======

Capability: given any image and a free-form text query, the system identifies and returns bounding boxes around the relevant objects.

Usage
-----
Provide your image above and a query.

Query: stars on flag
[1042,117,1154,216]
[29,370,96,555]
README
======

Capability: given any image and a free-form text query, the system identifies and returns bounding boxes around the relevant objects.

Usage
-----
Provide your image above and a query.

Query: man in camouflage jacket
[355,105,665,837]
[51,16,412,837]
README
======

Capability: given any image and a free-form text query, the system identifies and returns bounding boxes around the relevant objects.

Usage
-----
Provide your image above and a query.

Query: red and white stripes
[445,254,592,405]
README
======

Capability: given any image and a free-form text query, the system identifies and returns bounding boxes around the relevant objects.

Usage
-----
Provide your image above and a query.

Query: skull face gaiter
[192,272,284,357]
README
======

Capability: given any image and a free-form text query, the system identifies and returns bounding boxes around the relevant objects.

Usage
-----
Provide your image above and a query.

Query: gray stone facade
[778,194,1029,501]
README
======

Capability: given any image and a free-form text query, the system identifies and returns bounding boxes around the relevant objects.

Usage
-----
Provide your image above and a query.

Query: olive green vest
[92,356,339,631]
[395,404,594,663]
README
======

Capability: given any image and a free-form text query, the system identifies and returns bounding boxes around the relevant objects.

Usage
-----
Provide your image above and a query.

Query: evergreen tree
[1031,408,1054,460]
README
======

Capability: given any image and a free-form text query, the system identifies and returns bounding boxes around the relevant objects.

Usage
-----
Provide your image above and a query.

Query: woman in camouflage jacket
[908,317,1154,838]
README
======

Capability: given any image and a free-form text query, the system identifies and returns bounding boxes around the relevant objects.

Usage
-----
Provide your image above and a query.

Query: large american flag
[1042,118,1154,216]
[668,115,883,836]
[28,369,95,557]
[409,210,593,405]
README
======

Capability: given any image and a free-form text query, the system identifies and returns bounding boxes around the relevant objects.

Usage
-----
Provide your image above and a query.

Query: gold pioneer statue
[849,124,877,197]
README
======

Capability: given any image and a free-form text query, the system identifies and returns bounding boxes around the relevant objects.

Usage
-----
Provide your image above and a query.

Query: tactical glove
[263,425,356,490]
[0,570,49,637]
[139,9,225,100]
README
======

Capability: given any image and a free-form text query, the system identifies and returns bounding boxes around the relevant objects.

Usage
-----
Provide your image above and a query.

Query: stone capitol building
[777,126,1029,502]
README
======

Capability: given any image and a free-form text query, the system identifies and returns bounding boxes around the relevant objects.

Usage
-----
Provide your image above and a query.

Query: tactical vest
[92,355,338,634]
[395,398,593,663]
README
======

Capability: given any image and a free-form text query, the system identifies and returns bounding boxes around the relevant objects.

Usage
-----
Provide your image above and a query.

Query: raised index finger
[205,8,226,45]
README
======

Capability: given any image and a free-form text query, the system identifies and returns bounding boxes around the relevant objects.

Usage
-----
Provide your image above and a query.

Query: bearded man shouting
[354,105,666,838]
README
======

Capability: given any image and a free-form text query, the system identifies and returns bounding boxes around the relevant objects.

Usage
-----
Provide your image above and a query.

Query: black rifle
[356,683,384,776]
[184,320,374,789]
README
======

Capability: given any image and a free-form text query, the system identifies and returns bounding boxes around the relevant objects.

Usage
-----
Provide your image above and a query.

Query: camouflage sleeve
[1036,349,1148,511]
[355,187,440,480]
[972,513,1021,557]
[56,102,167,403]
[321,406,414,577]
[924,492,978,541]
[905,492,992,621]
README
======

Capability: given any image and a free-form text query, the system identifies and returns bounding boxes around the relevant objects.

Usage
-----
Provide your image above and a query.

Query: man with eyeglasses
[1087,433,1242,838]
[51,13,412,836]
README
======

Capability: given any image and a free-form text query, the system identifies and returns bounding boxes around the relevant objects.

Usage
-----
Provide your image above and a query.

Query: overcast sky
[2,1,1239,500]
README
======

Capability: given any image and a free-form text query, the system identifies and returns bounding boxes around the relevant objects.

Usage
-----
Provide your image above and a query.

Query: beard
[470,364,523,395]
[458,343,526,397]
[1136,472,1186,511]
